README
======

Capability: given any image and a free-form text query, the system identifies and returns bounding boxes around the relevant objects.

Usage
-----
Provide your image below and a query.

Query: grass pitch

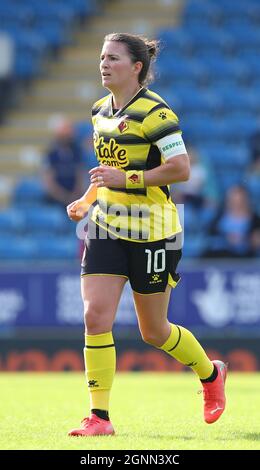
[0,372,259,450]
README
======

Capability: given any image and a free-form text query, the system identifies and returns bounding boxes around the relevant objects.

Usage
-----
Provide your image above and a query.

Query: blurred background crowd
[0,0,260,371]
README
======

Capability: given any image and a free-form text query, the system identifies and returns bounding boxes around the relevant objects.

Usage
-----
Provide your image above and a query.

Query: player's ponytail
[145,40,159,61]
[104,33,160,86]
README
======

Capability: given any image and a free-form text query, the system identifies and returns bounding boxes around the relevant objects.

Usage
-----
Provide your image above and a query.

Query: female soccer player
[67,33,227,436]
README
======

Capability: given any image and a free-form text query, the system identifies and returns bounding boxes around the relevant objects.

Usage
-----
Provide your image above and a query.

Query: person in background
[249,123,260,166]
[67,33,227,437]
[175,145,218,209]
[42,118,85,208]
[204,185,260,258]
[0,33,14,123]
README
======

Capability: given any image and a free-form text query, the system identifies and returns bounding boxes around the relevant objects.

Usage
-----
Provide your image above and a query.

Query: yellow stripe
[168,274,181,289]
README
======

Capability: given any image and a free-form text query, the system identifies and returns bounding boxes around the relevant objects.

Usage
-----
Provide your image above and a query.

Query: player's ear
[133,61,143,76]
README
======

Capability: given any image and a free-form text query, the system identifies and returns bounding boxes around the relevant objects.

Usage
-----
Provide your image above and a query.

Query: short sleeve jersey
[91,87,183,242]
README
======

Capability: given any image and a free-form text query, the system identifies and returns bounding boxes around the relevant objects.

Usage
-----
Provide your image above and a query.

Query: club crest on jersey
[118,120,128,133]
[128,173,140,184]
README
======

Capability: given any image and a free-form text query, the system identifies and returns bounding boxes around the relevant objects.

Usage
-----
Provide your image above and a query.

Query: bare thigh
[81,275,127,334]
[133,286,172,347]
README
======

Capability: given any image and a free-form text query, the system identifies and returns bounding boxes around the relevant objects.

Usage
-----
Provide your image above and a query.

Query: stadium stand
[0,0,182,261]
[155,0,260,257]
[0,0,259,260]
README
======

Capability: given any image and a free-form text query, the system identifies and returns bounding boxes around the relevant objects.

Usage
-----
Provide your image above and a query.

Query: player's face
[100,41,138,90]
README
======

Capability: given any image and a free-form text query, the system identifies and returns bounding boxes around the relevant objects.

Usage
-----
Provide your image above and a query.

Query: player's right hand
[67,199,89,222]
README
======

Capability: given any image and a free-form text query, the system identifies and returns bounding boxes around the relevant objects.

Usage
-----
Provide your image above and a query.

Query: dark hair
[104,33,160,86]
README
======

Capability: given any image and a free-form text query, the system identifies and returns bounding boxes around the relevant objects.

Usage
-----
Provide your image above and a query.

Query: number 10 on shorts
[145,249,166,274]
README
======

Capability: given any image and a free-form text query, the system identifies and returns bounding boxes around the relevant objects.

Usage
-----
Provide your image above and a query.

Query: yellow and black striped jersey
[91,87,183,242]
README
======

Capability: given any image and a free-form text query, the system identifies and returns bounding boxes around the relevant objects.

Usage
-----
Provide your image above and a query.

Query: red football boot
[68,414,115,436]
[202,360,227,424]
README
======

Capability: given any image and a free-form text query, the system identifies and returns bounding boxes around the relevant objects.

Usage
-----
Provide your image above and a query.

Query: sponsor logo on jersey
[95,136,129,167]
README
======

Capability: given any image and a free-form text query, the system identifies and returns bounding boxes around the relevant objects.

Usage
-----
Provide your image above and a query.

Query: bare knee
[140,329,166,348]
[84,302,111,334]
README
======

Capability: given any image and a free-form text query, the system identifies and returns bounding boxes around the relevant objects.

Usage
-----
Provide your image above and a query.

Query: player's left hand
[89,165,125,188]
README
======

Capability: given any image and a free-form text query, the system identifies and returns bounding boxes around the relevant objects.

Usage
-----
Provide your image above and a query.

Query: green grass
[0,372,260,450]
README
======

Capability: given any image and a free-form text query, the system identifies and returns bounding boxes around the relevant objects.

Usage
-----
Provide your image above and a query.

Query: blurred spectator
[246,126,260,214]
[203,185,260,258]
[172,146,218,236]
[249,124,260,165]
[0,33,14,122]
[42,118,86,208]
[174,146,218,208]
[74,120,98,182]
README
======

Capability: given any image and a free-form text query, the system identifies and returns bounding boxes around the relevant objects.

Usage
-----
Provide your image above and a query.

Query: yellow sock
[84,331,115,412]
[160,323,213,379]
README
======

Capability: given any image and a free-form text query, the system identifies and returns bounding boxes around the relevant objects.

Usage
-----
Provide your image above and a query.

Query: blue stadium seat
[13,178,45,204]
[14,49,42,79]
[183,117,226,143]
[186,26,235,54]
[25,1,75,25]
[33,19,69,49]
[183,0,222,25]
[158,58,207,85]
[23,206,68,232]
[220,115,257,141]
[169,87,221,114]
[213,85,255,113]
[246,175,260,214]
[156,28,193,54]
[182,234,208,258]
[225,23,260,51]
[0,234,78,260]
[200,56,250,84]
[0,236,38,259]
[74,121,92,142]
[34,236,78,259]
[215,170,244,193]
[199,144,250,169]
[0,208,26,233]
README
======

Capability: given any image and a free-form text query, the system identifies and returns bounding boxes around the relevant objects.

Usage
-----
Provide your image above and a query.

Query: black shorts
[81,224,182,294]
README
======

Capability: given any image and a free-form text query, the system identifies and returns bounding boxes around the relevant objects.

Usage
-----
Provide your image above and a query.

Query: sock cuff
[85,331,114,347]
[160,323,181,352]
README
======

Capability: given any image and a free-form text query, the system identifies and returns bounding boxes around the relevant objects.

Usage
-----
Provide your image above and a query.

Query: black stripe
[147,102,170,116]
[123,111,146,122]
[109,186,147,195]
[92,102,109,117]
[146,125,180,142]
[113,88,147,117]
[126,162,147,170]
[98,200,150,218]
[98,108,111,117]
[86,344,115,349]
[101,134,147,144]
[168,325,181,352]
[159,185,170,199]
[143,90,166,105]
[146,144,161,170]
[95,217,149,240]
